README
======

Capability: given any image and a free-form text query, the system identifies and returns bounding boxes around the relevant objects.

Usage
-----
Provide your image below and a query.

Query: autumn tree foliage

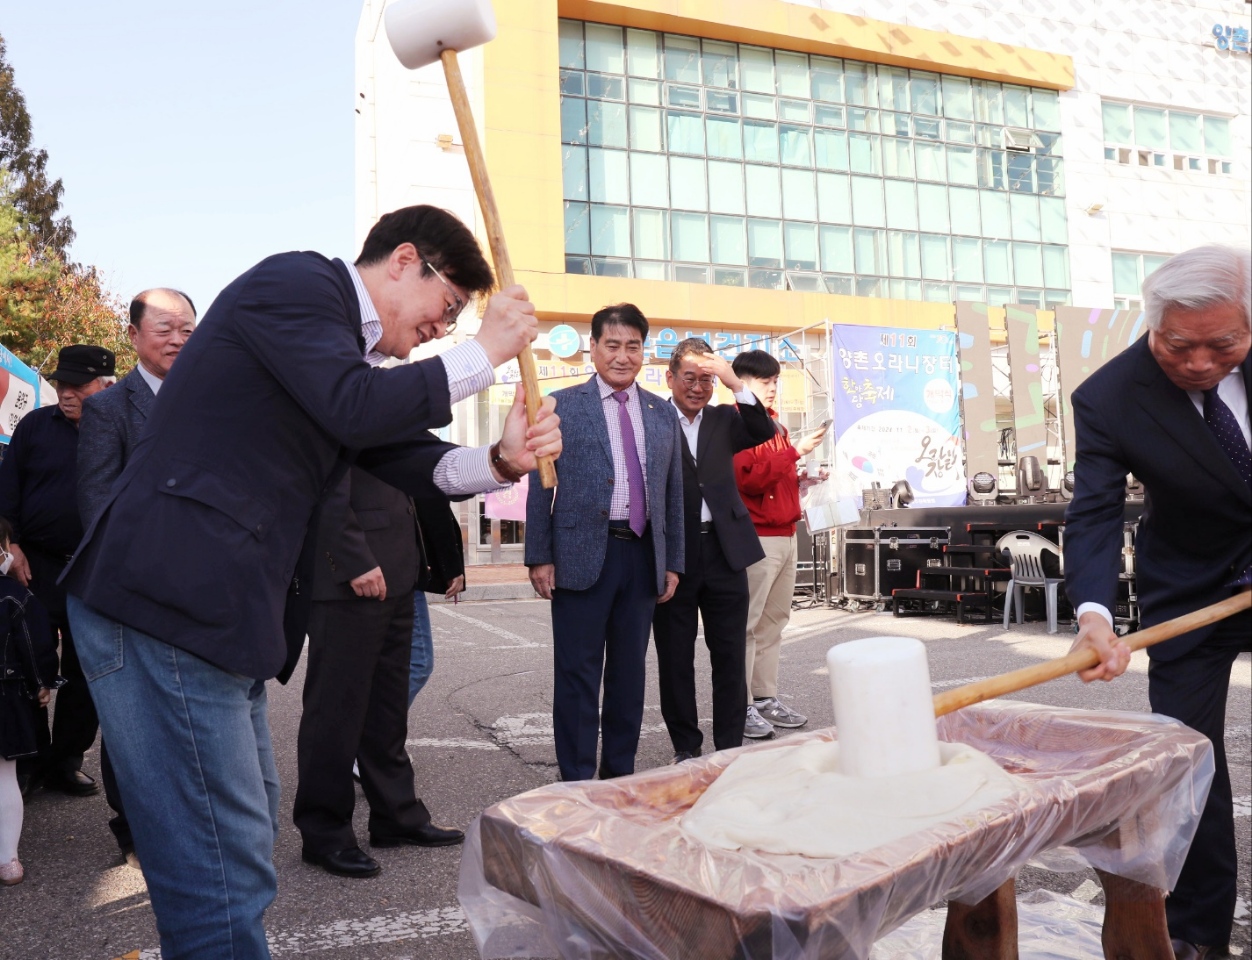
[0,33,132,373]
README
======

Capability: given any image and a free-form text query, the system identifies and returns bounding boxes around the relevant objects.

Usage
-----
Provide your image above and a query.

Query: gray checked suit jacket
[525,376,684,594]
[77,367,156,528]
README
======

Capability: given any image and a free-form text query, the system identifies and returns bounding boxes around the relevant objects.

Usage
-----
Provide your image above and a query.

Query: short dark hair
[130,288,196,328]
[355,205,495,296]
[668,337,712,373]
[590,303,649,341]
[732,349,780,380]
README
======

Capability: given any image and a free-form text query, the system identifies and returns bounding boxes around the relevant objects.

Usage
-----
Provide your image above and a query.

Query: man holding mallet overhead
[1065,244,1250,960]
[62,205,562,959]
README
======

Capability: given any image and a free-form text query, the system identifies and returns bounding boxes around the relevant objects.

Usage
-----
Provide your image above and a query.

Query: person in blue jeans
[408,498,466,708]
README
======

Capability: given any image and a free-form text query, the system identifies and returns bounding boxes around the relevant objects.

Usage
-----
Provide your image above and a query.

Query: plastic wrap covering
[459,701,1213,960]
[869,890,1105,959]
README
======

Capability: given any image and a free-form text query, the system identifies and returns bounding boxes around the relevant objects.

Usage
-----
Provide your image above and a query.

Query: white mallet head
[384,0,498,70]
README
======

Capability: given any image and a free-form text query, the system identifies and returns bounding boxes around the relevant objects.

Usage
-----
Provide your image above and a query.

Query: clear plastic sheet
[869,890,1105,960]
[459,701,1214,960]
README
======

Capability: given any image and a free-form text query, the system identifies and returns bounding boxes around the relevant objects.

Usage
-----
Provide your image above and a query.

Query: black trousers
[551,530,656,781]
[294,590,430,854]
[23,548,97,776]
[1148,608,1250,949]
[652,530,748,755]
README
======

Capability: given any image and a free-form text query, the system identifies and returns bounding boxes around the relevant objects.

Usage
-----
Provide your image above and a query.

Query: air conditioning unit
[1002,127,1044,153]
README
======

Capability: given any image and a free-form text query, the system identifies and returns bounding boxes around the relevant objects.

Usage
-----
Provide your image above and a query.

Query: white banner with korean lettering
[831,325,966,511]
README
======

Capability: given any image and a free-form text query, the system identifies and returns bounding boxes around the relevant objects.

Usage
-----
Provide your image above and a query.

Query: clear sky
[3,0,362,314]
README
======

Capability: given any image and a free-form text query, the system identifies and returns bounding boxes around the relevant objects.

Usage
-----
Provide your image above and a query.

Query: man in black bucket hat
[0,343,116,797]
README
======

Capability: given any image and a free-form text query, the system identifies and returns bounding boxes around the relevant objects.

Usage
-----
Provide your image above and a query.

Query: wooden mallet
[933,591,1251,717]
[384,0,556,489]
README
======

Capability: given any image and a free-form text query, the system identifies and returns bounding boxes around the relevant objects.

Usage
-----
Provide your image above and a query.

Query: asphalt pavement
[4,597,1249,959]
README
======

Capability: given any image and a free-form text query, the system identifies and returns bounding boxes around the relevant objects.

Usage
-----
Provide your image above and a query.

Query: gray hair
[1142,244,1251,331]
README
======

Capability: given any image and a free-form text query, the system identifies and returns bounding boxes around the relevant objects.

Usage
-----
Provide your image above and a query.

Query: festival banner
[832,325,965,511]
[0,345,45,445]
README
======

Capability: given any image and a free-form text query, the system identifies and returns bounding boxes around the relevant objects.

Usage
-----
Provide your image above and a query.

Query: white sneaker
[755,697,808,728]
[744,704,776,739]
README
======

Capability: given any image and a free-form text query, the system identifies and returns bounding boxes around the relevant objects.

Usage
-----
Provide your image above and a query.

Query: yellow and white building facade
[355,0,1250,560]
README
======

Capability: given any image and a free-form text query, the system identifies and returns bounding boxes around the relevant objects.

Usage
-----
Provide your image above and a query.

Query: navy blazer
[672,399,775,572]
[1064,337,1252,660]
[77,366,156,528]
[62,253,457,681]
[525,376,684,594]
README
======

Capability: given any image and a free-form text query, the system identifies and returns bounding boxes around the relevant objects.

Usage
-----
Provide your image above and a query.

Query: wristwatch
[490,442,526,483]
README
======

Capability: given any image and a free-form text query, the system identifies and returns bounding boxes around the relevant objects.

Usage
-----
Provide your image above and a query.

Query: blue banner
[831,325,965,510]
[0,345,44,445]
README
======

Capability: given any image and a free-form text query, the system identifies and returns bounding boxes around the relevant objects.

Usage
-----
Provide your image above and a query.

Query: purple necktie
[613,391,647,537]
[1204,387,1251,587]
[1204,387,1251,486]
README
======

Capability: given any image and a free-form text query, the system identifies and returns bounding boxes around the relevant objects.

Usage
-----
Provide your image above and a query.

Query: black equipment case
[841,526,950,604]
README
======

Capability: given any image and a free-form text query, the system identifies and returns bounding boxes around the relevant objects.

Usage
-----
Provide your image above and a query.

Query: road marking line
[406,737,500,751]
[491,713,668,747]
[430,605,547,648]
[1233,795,1251,819]
[120,906,468,959]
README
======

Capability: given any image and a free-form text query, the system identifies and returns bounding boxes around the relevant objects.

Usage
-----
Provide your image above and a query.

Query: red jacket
[733,407,801,537]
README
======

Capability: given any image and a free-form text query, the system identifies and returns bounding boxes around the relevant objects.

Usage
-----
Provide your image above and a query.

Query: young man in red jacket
[731,351,828,738]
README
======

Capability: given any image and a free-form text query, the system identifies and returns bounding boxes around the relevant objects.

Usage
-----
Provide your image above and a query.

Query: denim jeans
[407,592,434,709]
[67,596,280,960]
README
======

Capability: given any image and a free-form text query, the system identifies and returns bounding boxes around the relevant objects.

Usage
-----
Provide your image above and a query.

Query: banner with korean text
[832,325,965,511]
[0,345,46,445]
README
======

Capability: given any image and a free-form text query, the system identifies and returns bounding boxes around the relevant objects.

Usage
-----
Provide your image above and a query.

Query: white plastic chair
[996,530,1063,634]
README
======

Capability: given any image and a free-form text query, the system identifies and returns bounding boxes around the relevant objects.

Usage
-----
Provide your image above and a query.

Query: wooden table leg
[1095,869,1173,960]
[942,878,1018,959]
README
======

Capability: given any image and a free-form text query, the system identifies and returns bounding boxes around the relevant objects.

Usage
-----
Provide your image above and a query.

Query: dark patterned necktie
[1204,387,1251,587]
[612,391,647,537]
[1204,387,1251,485]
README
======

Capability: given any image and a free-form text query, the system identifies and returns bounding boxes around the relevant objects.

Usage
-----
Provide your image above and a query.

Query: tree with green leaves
[0,33,73,257]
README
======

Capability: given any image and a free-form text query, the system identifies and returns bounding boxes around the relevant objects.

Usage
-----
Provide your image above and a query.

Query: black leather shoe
[672,750,702,763]
[301,846,381,878]
[44,770,100,797]
[370,823,464,848]
[1171,940,1231,960]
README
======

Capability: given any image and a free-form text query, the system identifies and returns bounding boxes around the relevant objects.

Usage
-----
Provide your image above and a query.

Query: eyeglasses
[679,375,716,388]
[421,258,465,333]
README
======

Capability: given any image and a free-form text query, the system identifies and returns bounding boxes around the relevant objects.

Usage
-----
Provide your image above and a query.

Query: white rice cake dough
[681,740,1022,858]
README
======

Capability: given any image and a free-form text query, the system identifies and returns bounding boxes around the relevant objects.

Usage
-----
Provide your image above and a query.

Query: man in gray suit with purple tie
[526,303,684,781]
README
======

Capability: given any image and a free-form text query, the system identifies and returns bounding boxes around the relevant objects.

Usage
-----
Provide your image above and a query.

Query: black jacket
[62,252,458,681]
[0,576,56,697]
[673,399,776,572]
[1064,337,1252,660]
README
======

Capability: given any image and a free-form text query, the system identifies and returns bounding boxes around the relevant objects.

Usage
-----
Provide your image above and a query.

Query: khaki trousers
[744,534,797,702]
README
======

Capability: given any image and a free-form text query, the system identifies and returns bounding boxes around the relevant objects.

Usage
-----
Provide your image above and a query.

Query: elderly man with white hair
[1064,244,1250,960]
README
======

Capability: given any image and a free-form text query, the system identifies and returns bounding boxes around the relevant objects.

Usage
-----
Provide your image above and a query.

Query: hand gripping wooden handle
[442,49,556,489]
[932,591,1252,718]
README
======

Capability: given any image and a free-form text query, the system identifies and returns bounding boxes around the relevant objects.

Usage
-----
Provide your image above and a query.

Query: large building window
[559,20,1072,306]
[1101,101,1234,175]
[1111,251,1169,311]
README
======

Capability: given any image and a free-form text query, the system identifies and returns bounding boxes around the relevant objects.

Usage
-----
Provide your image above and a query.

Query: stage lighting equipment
[1058,471,1075,502]
[968,471,998,506]
[1016,456,1044,503]
[890,479,915,508]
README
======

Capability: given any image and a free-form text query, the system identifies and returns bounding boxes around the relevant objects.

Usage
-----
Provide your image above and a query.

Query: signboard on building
[1212,23,1250,54]
[831,325,965,511]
